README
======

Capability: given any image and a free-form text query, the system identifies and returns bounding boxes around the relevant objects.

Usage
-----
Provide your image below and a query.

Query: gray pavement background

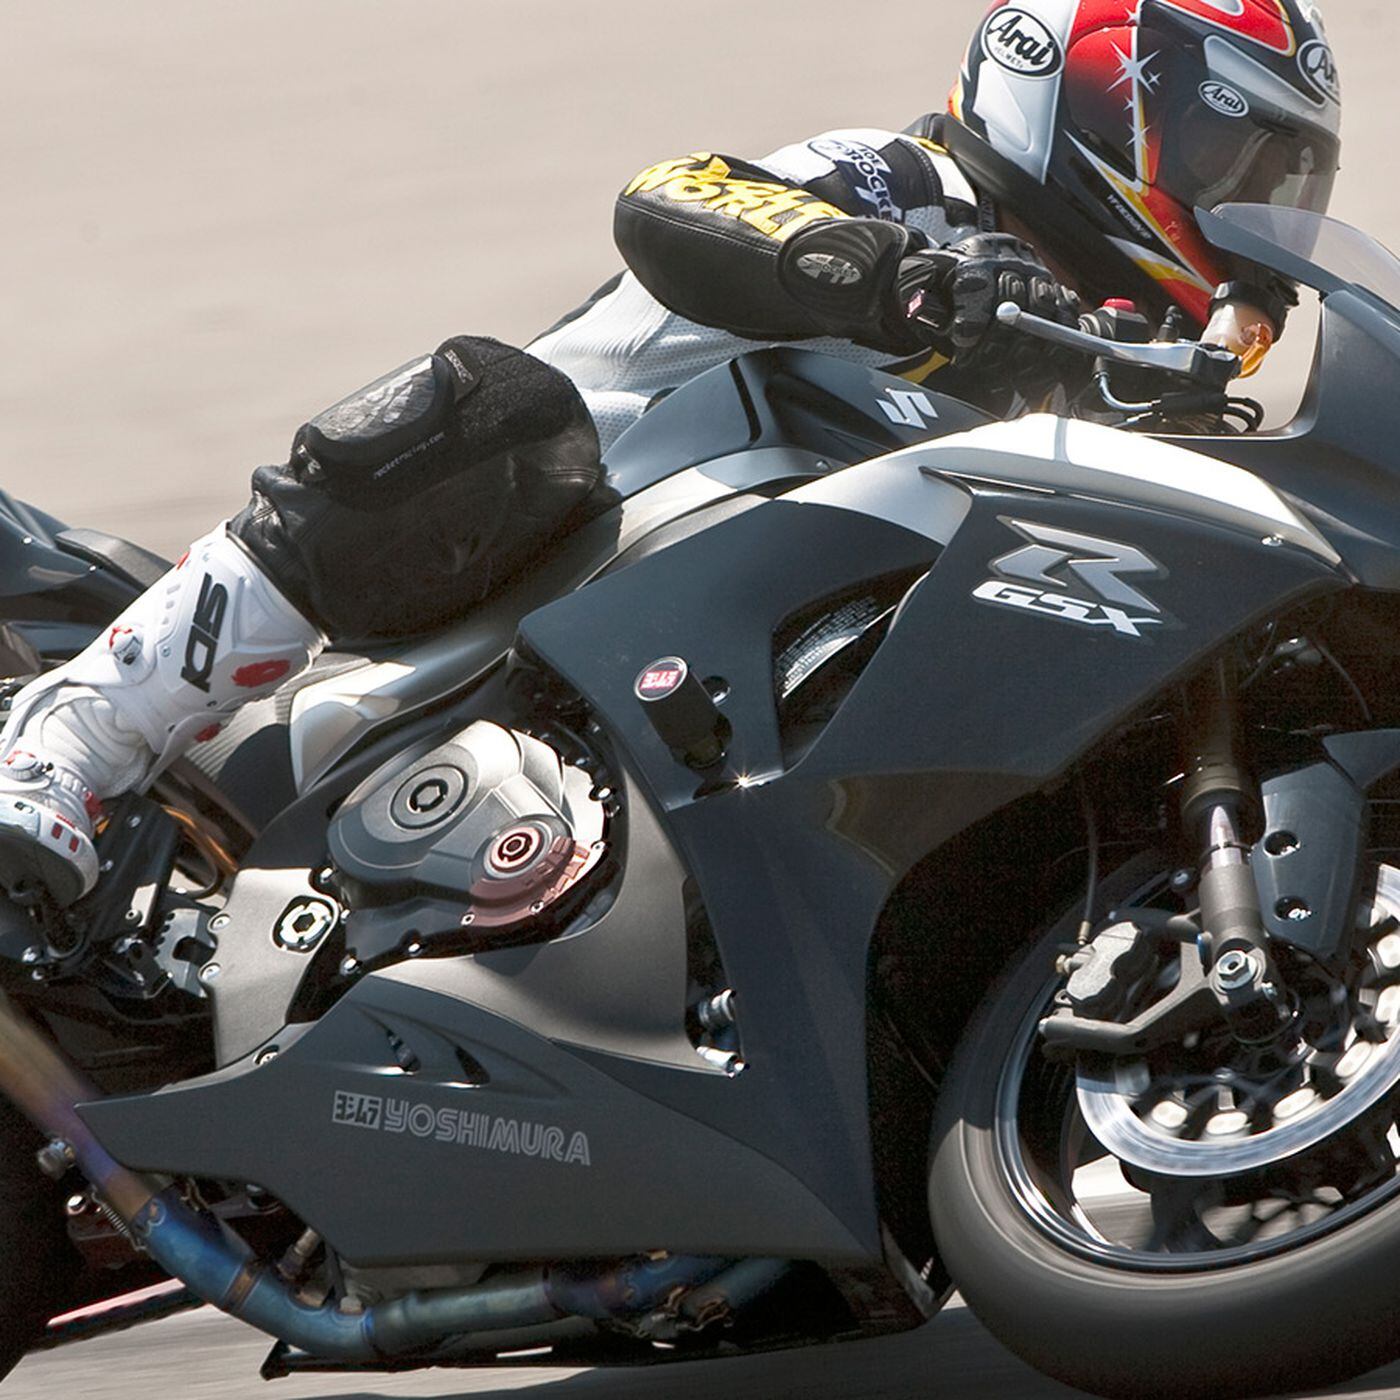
[4,2,1400,1397]
[3,1,1394,558]
[12,1294,1400,1400]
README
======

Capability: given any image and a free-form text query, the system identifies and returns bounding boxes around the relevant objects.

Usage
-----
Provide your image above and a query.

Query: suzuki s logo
[973,520,1169,640]
[982,9,1063,78]
[878,388,940,428]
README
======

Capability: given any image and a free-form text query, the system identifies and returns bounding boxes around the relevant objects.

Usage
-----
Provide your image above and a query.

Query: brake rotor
[1077,864,1400,1177]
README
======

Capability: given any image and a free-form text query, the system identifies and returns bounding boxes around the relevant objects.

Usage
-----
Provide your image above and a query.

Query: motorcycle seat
[54,528,171,591]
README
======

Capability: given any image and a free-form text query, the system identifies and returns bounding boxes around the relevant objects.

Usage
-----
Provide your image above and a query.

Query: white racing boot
[0,525,324,905]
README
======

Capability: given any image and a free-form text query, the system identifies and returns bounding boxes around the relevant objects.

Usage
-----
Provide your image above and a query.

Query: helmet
[949,1,1342,326]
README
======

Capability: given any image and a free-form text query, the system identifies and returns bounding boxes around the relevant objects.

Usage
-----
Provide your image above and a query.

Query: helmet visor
[1173,106,1339,215]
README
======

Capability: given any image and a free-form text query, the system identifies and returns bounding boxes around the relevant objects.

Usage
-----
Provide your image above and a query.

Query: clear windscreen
[1212,204,1400,314]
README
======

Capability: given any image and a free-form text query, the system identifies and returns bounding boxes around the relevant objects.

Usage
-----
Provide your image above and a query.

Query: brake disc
[1077,864,1400,1177]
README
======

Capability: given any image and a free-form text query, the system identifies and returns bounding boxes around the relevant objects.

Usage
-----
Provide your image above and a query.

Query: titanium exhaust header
[0,984,786,1361]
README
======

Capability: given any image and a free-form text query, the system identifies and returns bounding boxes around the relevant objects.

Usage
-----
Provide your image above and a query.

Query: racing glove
[900,232,1081,359]
[777,220,1082,392]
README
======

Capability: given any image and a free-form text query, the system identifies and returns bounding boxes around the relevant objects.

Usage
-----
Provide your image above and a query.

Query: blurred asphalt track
[5,2,1400,1396]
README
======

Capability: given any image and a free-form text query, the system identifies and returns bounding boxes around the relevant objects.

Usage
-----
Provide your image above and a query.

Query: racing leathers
[530,116,1035,451]
[0,116,1079,904]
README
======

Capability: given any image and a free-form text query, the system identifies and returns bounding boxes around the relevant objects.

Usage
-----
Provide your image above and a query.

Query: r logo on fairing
[973,520,1169,640]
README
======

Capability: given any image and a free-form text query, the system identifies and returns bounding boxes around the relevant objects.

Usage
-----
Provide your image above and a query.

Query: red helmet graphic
[950,1,1341,325]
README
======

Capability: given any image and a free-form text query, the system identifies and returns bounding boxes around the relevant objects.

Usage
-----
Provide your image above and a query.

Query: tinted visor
[1172,105,1339,215]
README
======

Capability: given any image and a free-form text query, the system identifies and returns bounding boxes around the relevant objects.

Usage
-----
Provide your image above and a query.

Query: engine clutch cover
[328,720,605,926]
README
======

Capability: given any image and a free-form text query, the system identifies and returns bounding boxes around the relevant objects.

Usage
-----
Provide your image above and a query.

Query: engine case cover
[328,720,605,926]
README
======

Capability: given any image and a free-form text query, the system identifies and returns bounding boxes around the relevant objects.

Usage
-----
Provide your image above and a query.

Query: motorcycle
[2,201,1399,1400]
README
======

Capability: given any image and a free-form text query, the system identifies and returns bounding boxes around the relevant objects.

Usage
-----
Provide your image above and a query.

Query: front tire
[0,1096,82,1378]
[929,869,1400,1400]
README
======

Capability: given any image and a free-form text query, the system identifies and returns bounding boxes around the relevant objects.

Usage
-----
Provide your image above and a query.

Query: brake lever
[995,302,1240,390]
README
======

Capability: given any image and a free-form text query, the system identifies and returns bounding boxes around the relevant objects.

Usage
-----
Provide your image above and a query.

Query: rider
[0,0,1341,904]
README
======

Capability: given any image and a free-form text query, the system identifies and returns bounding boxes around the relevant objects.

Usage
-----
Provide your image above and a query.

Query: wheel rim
[992,867,1400,1273]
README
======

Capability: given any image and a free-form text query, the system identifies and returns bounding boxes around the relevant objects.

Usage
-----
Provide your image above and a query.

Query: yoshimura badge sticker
[982,8,1064,78]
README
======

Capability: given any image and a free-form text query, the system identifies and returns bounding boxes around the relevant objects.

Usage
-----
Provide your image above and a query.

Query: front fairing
[1171,206,1400,588]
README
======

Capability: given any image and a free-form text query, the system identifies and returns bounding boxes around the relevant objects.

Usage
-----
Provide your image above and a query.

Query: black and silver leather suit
[531,116,1000,453]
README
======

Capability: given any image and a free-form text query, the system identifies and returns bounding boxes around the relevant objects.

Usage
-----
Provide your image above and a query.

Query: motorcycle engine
[328,720,607,936]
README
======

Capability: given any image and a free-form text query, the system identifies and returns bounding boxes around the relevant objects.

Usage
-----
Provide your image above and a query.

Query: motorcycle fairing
[914,415,1339,566]
[79,787,870,1267]
[1165,287,1400,591]
[280,349,992,798]
[505,429,1344,1248]
[0,488,150,661]
[78,420,1345,1271]
[80,503,946,1266]
[602,347,993,499]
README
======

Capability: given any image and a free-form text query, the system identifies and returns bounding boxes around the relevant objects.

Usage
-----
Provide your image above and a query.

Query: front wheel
[930,860,1400,1400]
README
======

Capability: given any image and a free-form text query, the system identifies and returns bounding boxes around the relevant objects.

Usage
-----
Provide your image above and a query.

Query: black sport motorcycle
[3,203,1400,1400]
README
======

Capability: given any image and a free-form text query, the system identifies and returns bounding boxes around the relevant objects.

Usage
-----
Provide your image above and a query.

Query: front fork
[1040,656,1294,1057]
[1181,660,1291,1042]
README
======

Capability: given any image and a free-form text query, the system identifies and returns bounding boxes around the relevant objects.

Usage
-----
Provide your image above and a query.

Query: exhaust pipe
[0,986,158,1222]
[0,985,378,1357]
[0,986,784,1361]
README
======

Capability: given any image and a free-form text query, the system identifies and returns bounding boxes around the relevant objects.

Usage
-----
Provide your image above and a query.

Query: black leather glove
[899,232,1081,358]
[901,233,1085,400]
[778,221,1083,396]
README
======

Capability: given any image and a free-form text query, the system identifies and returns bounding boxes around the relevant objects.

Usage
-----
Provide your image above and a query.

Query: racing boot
[0,525,324,905]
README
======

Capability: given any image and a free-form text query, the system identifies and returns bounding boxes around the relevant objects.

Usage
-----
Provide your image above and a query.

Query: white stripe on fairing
[904,414,1340,562]
[1018,416,1307,528]
[954,415,1305,524]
